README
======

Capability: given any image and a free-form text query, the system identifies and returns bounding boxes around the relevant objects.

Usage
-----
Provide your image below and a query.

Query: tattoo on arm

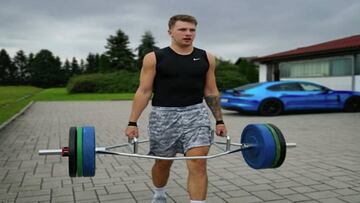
[205,95,223,121]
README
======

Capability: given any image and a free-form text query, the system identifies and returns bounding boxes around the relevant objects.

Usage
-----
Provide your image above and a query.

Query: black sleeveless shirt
[152,47,209,107]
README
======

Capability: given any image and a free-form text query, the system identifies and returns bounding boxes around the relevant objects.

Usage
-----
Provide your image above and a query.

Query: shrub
[67,70,139,93]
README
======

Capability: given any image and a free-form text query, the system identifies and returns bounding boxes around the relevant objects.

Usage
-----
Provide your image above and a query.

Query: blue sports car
[220,80,360,116]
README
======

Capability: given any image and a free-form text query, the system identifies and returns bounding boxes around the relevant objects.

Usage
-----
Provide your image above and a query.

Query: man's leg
[151,160,173,203]
[152,160,173,187]
[185,146,210,201]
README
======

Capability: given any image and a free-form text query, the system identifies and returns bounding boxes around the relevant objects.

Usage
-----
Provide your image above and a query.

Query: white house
[253,35,360,91]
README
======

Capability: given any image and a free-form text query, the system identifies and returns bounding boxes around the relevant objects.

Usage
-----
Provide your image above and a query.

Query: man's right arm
[125,52,156,138]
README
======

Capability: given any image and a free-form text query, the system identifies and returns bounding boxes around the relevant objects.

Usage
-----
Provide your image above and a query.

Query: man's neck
[170,44,193,55]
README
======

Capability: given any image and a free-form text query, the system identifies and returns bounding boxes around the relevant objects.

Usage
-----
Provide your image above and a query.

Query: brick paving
[0,101,360,203]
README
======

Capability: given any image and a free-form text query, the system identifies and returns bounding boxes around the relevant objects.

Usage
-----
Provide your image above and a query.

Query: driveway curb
[0,100,34,131]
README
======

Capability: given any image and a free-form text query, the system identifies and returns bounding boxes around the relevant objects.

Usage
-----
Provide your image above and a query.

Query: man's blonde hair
[168,14,198,29]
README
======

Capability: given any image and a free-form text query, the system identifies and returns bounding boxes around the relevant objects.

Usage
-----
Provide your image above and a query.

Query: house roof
[254,34,360,63]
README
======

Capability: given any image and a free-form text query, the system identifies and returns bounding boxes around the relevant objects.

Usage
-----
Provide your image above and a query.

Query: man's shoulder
[154,47,171,61]
[194,47,206,52]
[194,47,211,57]
[194,47,214,58]
[194,47,212,58]
[155,47,170,54]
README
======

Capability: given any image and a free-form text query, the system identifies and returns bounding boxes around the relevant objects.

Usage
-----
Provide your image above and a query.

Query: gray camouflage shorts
[148,103,213,157]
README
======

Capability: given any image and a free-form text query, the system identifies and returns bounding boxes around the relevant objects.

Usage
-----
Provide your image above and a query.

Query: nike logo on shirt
[193,58,200,61]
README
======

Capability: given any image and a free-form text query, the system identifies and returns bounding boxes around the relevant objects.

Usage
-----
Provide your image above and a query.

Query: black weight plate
[267,124,286,168]
[69,126,77,177]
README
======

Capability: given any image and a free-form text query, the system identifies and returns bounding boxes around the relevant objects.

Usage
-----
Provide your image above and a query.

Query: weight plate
[265,124,281,168]
[241,124,276,169]
[69,127,77,177]
[77,127,83,177]
[267,123,286,168]
[82,126,96,177]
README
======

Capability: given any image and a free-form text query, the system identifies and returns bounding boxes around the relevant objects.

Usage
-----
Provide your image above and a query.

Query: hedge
[67,70,140,93]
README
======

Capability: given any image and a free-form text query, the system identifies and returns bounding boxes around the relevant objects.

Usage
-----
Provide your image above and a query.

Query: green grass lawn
[0,86,43,125]
[33,88,134,101]
[0,86,134,125]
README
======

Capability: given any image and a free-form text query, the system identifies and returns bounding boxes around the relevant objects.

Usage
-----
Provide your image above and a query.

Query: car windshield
[233,83,262,91]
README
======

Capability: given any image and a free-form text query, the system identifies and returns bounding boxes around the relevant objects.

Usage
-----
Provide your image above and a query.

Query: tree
[13,50,29,85]
[237,60,259,83]
[71,57,81,75]
[0,49,13,85]
[104,29,135,72]
[63,59,71,79]
[80,59,85,73]
[85,53,100,73]
[99,54,111,73]
[136,31,159,68]
[28,49,64,88]
[6,56,18,85]
[215,58,248,90]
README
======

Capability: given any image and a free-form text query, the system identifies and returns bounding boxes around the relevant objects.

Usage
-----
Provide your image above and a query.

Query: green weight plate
[76,127,83,177]
[265,124,281,168]
[267,124,286,168]
[68,127,77,177]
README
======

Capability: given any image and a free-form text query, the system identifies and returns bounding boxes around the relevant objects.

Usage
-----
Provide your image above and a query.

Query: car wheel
[259,99,283,116]
[344,96,360,112]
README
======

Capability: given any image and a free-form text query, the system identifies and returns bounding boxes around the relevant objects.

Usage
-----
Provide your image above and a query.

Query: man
[125,14,227,203]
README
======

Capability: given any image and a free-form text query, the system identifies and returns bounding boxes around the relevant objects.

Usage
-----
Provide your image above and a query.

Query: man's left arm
[204,53,227,136]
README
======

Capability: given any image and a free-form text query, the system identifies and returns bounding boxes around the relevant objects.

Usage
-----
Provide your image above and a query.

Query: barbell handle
[130,137,138,153]
[96,143,253,160]
[126,135,231,153]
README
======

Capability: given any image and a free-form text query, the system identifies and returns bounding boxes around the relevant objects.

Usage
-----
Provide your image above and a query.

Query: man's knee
[153,160,173,170]
[185,146,209,175]
[187,159,207,175]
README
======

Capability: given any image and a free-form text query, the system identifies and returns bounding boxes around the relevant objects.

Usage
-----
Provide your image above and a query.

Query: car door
[279,83,320,110]
[298,82,337,109]
[268,83,313,110]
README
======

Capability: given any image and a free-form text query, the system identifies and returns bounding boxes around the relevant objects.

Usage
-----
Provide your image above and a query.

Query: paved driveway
[0,101,359,203]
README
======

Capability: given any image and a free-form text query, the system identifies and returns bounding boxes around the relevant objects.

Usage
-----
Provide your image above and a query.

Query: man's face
[168,21,196,47]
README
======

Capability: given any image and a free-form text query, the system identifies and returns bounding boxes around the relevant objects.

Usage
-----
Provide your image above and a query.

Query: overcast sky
[1,0,360,62]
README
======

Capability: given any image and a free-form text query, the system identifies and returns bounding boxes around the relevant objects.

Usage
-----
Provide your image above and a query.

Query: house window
[330,57,352,76]
[279,56,352,78]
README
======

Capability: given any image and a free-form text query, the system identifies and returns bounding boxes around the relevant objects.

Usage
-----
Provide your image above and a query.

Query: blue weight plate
[241,124,276,169]
[82,126,96,177]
